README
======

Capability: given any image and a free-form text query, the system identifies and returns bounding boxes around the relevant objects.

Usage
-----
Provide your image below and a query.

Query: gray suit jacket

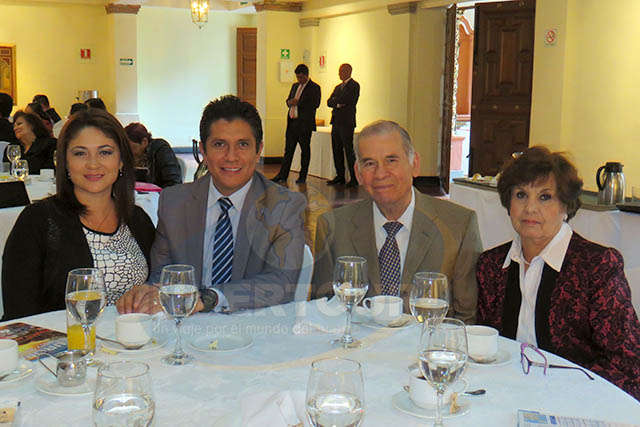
[311,191,482,324]
[150,172,307,311]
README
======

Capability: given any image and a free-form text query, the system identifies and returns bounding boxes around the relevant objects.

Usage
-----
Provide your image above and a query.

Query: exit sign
[119,58,134,66]
[280,49,290,60]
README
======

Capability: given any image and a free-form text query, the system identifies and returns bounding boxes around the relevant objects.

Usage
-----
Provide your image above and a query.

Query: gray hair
[355,120,415,163]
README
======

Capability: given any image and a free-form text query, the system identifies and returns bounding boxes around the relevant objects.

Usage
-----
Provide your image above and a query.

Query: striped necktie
[379,221,403,296]
[211,197,233,286]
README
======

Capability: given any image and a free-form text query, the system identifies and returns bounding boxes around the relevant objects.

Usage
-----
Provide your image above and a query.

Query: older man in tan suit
[311,120,481,323]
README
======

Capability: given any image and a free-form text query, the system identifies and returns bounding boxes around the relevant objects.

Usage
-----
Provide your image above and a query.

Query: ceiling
[24,0,307,11]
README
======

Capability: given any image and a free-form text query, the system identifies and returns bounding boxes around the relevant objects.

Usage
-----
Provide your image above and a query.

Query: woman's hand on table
[116,284,205,314]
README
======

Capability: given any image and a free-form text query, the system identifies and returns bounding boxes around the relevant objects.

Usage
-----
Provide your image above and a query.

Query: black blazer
[0,118,16,144]
[286,79,321,132]
[327,78,360,128]
[2,197,156,320]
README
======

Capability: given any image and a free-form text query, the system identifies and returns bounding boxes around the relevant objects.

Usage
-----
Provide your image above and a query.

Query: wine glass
[410,272,449,329]
[65,268,107,365]
[93,361,155,426]
[12,159,28,181]
[306,358,365,427]
[158,264,198,365]
[6,145,20,175]
[418,318,468,427]
[332,256,368,348]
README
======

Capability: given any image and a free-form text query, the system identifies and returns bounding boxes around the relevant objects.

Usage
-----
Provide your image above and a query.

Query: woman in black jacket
[10,111,56,174]
[2,109,155,320]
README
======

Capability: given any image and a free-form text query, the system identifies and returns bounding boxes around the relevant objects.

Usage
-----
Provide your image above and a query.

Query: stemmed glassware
[13,159,28,181]
[65,268,107,365]
[158,264,198,365]
[418,318,468,427]
[6,145,20,176]
[410,272,450,341]
[306,358,365,427]
[332,256,368,348]
[93,361,155,426]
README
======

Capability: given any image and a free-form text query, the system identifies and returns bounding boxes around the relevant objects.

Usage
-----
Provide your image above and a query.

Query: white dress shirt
[502,222,573,346]
[202,177,253,309]
[289,81,307,119]
[372,187,416,290]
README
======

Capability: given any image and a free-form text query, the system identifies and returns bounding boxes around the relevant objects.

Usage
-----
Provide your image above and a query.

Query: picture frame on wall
[0,45,17,104]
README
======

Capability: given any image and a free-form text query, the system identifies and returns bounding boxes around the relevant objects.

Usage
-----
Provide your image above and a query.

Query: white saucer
[467,348,511,367]
[189,335,253,352]
[35,374,95,397]
[353,308,416,330]
[100,336,167,354]
[0,362,34,385]
[392,390,470,419]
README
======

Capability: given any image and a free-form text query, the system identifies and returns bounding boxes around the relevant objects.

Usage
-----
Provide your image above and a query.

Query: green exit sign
[280,49,290,60]
[119,58,134,66]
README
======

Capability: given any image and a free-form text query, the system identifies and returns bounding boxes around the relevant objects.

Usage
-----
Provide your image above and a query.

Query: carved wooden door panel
[237,28,257,106]
[469,0,535,176]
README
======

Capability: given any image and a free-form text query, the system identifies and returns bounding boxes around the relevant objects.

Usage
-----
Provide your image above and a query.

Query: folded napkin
[292,297,347,335]
[241,390,309,427]
[135,182,162,192]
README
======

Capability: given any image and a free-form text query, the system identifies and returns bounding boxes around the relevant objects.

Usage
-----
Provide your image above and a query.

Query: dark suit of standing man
[272,64,321,185]
[327,63,360,187]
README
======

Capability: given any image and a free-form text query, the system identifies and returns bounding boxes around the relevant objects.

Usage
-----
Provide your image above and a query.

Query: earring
[563,213,568,221]
[119,169,123,177]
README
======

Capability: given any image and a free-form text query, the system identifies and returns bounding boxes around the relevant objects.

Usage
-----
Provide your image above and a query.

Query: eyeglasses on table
[520,342,594,380]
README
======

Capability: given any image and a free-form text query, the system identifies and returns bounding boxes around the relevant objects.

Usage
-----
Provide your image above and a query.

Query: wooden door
[236,28,256,106]
[469,0,535,176]
[439,4,457,194]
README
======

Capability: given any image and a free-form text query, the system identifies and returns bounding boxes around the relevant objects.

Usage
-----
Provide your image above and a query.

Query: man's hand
[116,284,162,314]
[287,98,298,106]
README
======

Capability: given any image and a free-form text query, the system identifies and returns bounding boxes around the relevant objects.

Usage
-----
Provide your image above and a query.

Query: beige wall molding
[388,1,417,15]
[105,3,141,14]
[254,1,303,12]
[299,17,319,27]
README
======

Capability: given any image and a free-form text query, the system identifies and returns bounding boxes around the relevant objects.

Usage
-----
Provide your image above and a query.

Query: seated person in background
[311,120,482,324]
[53,102,88,138]
[85,97,107,111]
[2,109,155,320]
[25,102,53,137]
[117,95,306,314]
[124,122,182,188]
[476,146,640,400]
[10,111,56,174]
[32,94,62,125]
[0,92,16,144]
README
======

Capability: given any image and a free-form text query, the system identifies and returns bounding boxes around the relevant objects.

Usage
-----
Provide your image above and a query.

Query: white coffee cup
[0,340,19,376]
[466,325,499,362]
[115,313,153,346]
[363,295,403,325]
[408,367,468,408]
[38,169,54,181]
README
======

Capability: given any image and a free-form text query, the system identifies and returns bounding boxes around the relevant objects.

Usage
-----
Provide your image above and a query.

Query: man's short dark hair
[294,64,309,75]
[33,94,50,108]
[85,98,107,111]
[0,92,13,118]
[199,95,263,153]
[69,103,88,116]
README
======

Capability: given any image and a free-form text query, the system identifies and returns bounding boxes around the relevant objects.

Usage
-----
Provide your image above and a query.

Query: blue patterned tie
[211,197,233,286]
[379,221,403,296]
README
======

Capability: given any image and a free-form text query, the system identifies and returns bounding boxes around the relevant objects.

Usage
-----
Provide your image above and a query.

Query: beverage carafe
[596,162,625,205]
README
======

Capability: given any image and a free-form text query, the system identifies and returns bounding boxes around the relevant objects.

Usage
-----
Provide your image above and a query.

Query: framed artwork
[0,45,16,104]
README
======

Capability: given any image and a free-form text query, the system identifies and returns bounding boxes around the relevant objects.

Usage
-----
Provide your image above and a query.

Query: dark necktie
[379,221,403,296]
[211,197,233,286]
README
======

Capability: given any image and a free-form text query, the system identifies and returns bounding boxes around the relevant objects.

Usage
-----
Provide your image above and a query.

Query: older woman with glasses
[476,146,640,401]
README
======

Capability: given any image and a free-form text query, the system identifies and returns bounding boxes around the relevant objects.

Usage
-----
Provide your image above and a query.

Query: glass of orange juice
[67,311,96,351]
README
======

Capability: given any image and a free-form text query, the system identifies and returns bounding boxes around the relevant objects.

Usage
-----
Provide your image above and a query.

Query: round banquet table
[0,301,638,426]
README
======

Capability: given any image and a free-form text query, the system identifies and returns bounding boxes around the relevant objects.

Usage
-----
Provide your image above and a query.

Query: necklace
[82,204,115,232]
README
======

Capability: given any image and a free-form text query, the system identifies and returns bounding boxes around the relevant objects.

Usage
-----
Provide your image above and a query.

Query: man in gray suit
[311,120,481,323]
[118,95,306,313]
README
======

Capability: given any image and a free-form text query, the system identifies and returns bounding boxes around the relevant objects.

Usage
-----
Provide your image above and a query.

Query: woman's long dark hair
[55,109,135,224]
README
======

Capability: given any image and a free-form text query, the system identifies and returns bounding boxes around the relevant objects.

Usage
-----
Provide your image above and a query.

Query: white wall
[137,7,255,146]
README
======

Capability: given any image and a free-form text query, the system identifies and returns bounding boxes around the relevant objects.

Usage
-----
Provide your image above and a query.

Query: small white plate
[392,390,470,419]
[467,348,511,367]
[100,336,167,354]
[353,308,416,330]
[0,362,34,385]
[189,335,253,352]
[35,374,95,397]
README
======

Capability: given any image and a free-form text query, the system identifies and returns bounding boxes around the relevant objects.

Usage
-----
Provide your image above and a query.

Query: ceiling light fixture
[191,0,209,29]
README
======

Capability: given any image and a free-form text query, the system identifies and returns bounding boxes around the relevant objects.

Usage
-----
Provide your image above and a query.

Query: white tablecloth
[0,176,160,318]
[291,126,359,180]
[0,302,638,426]
[450,182,640,315]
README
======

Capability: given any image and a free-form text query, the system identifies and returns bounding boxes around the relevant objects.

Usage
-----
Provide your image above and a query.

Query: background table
[0,176,159,319]
[0,302,638,426]
[291,126,360,180]
[450,181,640,315]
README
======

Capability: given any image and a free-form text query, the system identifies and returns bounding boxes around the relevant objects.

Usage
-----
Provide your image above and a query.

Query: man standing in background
[327,63,360,187]
[272,63,321,185]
